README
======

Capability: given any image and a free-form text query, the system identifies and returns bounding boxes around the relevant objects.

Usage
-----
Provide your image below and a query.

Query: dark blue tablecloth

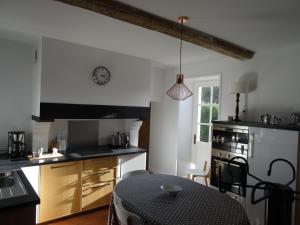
[113,174,250,225]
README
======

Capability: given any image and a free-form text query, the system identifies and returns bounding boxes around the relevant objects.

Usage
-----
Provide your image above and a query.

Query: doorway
[190,75,221,174]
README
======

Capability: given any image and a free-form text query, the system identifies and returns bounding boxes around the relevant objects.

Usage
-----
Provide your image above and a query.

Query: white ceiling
[119,0,300,51]
[0,0,299,66]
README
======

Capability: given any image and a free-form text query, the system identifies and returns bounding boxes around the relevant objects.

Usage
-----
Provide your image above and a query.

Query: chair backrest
[122,170,150,180]
[113,192,142,225]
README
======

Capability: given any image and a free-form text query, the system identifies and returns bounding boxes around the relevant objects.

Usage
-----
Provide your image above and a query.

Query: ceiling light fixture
[166,16,193,101]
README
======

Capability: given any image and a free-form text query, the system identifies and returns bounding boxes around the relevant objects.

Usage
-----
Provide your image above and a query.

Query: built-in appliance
[210,124,250,197]
[8,131,26,160]
[0,171,28,200]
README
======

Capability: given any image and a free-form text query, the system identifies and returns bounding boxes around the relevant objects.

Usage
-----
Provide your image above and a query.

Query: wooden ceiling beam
[54,0,255,60]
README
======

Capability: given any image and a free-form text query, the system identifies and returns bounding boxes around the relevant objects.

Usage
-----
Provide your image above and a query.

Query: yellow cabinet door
[39,161,82,223]
[82,157,117,211]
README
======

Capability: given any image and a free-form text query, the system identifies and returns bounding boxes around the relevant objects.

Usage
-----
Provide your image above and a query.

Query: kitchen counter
[0,145,146,219]
[0,146,147,172]
[0,170,40,211]
[213,120,300,131]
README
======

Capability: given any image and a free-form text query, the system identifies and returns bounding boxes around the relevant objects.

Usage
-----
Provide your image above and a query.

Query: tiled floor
[44,208,109,225]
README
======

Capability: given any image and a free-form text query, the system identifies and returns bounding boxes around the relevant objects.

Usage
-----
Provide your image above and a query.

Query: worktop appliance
[8,131,27,160]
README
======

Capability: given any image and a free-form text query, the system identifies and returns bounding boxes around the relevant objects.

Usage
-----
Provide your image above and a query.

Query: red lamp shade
[166,74,193,100]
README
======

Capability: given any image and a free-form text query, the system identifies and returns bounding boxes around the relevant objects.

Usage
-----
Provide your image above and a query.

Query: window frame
[192,77,221,143]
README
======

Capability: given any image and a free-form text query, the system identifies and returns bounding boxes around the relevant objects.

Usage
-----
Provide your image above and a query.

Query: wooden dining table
[111,174,250,225]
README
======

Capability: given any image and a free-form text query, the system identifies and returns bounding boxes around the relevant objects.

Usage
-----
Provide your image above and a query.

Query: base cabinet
[39,161,82,223]
[38,154,144,223]
[82,157,117,211]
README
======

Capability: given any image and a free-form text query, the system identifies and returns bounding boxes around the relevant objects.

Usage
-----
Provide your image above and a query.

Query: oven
[210,124,249,197]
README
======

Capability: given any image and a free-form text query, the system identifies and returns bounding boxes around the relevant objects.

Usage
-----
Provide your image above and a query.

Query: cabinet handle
[248,133,255,158]
[83,170,110,176]
[50,162,78,169]
[90,182,110,189]
[82,182,111,195]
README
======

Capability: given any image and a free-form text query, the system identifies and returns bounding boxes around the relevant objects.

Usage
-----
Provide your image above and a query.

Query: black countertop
[0,145,147,172]
[0,170,40,211]
[0,145,146,211]
[213,120,300,131]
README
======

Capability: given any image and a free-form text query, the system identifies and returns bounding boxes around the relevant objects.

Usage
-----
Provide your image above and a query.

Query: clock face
[92,66,111,85]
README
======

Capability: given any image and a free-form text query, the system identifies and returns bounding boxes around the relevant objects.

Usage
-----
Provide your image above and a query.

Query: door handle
[193,134,197,144]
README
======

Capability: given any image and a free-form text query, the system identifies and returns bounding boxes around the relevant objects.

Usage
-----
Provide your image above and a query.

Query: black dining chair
[122,170,150,180]
[113,192,143,225]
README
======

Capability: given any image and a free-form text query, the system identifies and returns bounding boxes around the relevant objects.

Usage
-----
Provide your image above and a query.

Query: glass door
[193,80,220,143]
[190,77,220,171]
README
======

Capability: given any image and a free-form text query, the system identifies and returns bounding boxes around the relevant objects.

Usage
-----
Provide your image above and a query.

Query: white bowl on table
[161,184,182,197]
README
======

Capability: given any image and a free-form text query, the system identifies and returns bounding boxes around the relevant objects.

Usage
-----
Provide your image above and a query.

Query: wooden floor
[44,208,109,225]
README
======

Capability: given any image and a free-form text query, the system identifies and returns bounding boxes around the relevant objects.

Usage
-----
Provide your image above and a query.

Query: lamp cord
[179,18,183,75]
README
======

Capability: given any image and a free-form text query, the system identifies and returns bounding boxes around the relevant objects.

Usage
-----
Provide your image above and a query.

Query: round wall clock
[92,66,111,85]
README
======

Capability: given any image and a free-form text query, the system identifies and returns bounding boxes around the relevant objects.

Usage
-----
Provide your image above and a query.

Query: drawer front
[82,169,115,184]
[82,157,117,183]
[82,180,114,211]
[83,156,117,172]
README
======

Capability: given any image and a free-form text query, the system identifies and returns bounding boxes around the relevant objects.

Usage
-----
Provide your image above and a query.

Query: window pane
[200,106,210,123]
[201,87,211,104]
[213,86,219,104]
[212,106,219,121]
[200,125,209,142]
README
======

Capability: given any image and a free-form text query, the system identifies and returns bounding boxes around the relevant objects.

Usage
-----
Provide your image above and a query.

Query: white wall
[150,44,300,176]
[150,67,165,102]
[183,44,300,123]
[0,38,34,151]
[32,38,42,116]
[40,37,151,107]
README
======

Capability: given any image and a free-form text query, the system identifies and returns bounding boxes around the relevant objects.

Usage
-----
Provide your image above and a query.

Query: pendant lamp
[166,16,193,101]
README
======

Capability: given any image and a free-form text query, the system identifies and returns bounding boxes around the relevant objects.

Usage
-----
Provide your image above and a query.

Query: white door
[191,78,220,173]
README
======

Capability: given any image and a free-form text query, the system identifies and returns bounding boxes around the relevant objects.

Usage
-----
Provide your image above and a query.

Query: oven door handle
[213,127,248,133]
[214,159,240,167]
[248,133,254,158]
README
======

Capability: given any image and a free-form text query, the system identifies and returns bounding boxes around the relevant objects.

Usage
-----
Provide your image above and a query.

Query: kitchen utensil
[292,113,300,126]
[161,184,182,196]
[112,132,122,147]
[38,147,44,158]
[32,148,39,158]
[271,115,282,125]
[52,147,58,155]
[121,133,130,148]
[261,114,272,125]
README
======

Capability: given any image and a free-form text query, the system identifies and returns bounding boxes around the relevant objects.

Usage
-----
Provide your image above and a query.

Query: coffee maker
[8,131,26,159]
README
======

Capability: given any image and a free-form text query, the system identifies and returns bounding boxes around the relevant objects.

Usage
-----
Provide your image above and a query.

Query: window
[194,79,220,143]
